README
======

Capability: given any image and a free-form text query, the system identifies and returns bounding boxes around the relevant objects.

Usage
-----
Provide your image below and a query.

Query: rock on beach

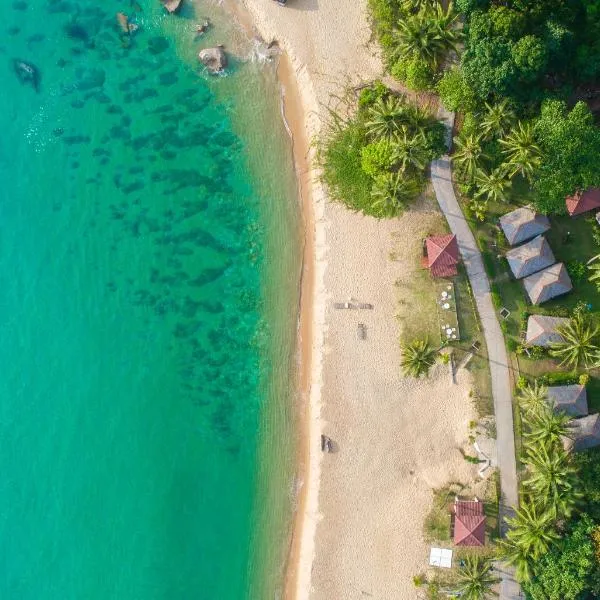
[198,46,227,74]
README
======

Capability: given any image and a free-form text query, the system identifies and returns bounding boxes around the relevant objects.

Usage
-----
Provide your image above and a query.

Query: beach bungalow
[548,385,588,417]
[505,236,555,279]
[525,315,568,346]
[499,206,550,246]
[423,234,460,277]
[566,188,600,217]
[452,498,485,547]
[565,413,600,452]
[522,263,572,305]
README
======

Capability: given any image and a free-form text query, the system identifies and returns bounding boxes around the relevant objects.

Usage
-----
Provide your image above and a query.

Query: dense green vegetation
[319,84,445,217]
[368,0,600,215]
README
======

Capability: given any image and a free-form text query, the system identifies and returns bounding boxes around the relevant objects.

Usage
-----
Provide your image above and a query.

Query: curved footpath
[431,107,522,599]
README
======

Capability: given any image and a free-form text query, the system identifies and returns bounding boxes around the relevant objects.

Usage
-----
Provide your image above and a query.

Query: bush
[567,260,587,284]
[517,375,528,390]
[482,251,497,278]
[358,80,388,108]
[517,344,545,359]
[437,67,477,112]
[413,573,426,587]
[579,373,590,386]
[538,371,579,386]
[360,139,396,177]
[394,56,435,91]
[547,305,571,317]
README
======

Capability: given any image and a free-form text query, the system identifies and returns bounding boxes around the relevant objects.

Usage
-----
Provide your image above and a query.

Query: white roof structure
[429,547,453,568]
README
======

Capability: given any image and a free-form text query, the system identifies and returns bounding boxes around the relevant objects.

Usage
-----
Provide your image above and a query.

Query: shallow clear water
[0,1,300,598]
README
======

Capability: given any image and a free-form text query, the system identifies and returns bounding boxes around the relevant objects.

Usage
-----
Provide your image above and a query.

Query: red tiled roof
[453,500,485,547]
[566,188,600,216]
[425,234,459,277]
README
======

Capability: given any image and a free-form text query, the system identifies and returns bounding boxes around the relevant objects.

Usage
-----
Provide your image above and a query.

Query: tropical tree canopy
[400,338,437,377]
[455,555,500,600]
[550,314,600,370]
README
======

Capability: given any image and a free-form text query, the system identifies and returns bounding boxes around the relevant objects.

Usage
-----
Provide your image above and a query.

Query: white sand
[233,0,479,598]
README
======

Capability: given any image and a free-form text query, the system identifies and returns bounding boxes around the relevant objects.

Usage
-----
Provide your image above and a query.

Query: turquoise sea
[0,1,300,598]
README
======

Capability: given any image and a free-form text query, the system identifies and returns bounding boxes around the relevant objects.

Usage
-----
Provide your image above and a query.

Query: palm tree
[371,172,421,217]
[525,406,571,449]
[550,314,600,369]
[452,134,486,182]
[400,338,437,377]
[469,198,488,222]
[455,555,499,600]
[481,99,516,140]
[588,253,600,286]
[503,500,559,561]
[524,443,581,519]
[392,128,430,172]
[499,121,542,182]
[474,167,511,203]
[518,382,548,417]
[365,96,407,140]
[499,537,534,582]
[391,3,461,70]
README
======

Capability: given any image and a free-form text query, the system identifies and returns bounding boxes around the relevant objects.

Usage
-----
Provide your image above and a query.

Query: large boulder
[161,0,182,14]
[198,46,227,74]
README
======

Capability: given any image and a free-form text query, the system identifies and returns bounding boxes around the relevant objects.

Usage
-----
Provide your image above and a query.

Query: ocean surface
[0,1,300,598]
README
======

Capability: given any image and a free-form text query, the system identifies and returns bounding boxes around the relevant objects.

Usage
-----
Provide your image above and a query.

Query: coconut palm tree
[499,121,542,182]
[469,198,488,222]
[391,3,461,70]
[365,96,406,140]
[550,314,600,369]
[452,134,486,182]
[455,555,499,600]
[392,128,430,172]
[480,99,516,140]
[400,338,437,377]
[499,537,534,582]
[518,381,548,417]
[587,253,600,286]
[503,500,559,561]
[524,443,581,519]
[474,167,511,203]
[371,172,421,217]
[525,406,571,449]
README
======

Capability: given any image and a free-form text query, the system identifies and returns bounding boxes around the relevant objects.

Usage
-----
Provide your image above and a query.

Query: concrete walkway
[431,108,521,599]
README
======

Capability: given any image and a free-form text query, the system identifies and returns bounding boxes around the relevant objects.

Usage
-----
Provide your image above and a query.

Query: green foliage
[454,555,499,600]
[319,118,372,213]
[550,314,600,370]
[437,67,477,112]
[320,86,444,218]
[391,56,434,91]
[358,80,388,108]
[360,139,396,177]
[534,101,600,215]
[537,372,579,387]
[511,35,548,82]
[574,448,600,519]
[401,338,437,377]
[566,260,586,284]
[523,516,600,600]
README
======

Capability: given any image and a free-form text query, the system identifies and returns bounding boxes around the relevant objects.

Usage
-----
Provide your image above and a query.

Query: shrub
[413,573,426,587]
[538,371,579,386]
[517,344,545,359]
[491,289,502,309]
[517,375,528,390]
[392,56,435,91]
[507,338,518,352]
[547,305,571,318]
[482,252,497,278]
[580,373,590,386]
[567,260,587,284]
[358,80,388,108]
[360,139,396,177]
[437,67,477,112]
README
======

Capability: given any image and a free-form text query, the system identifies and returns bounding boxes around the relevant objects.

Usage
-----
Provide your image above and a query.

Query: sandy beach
[234,0,480,598]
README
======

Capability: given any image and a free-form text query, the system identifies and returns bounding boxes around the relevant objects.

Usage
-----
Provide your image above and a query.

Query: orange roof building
[423,234,459,277]
[566,188,600,216]
[453,499,485,547]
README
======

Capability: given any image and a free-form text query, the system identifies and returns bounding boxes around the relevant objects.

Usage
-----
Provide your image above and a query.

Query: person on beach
[195,19,211,38]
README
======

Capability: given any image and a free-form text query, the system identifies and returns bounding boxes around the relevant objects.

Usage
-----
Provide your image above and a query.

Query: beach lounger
[333,302,355,309]
[358,303,373,309]
[358,323,367,339]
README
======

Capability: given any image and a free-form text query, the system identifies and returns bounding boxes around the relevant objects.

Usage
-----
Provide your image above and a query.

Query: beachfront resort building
[522,263,572,305]
[422,234,460,277]
[499,206,550,246]
[505,235,555,279]
[566,187,600,217]
[452,498,485,547]
[525,315,568,346]
[547,385,589,417]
